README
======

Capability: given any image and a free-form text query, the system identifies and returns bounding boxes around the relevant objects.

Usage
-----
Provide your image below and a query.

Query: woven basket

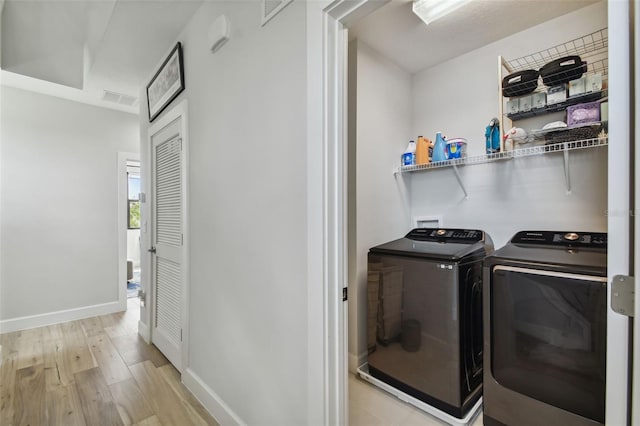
[545,124,601,144]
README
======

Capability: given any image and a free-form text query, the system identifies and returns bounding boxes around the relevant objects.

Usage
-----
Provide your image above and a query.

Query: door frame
[608,1,633,424]
[320,0,633,425]
[118,151,141,312]
[314,1,390,424]
[144,99,190,372]
[633,0,639,422]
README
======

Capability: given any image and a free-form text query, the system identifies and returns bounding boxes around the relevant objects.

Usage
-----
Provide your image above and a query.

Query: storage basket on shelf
[544,123,602,145]
[567,101,601,127]
[539,56,588,86]
[502,69,539,97]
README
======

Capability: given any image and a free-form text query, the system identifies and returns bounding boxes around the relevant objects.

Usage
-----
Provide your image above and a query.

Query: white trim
[182,103,191,374]
[118,151,140,313]
[323,6,348,426]
[607,1,632,425]
[0,301,121,334]
[305,3,328,425]
[317,1,391,425]
[633,0,640,423]
[348,351,367,373]
[138,319,151,343]
[182,368,246,426]
[147,99,190,373]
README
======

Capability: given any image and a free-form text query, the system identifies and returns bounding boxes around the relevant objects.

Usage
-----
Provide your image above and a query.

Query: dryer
[361,228,493,423]
[483,231,607,426]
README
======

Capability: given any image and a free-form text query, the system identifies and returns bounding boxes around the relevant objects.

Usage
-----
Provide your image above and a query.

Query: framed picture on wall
[147,42,185,122]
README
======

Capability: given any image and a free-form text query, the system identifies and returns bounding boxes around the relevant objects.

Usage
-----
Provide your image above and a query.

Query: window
[128,173,140,229]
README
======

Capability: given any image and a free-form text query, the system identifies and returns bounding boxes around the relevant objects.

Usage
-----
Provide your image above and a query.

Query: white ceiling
[349,0,601,74]
[1,0,203,113]
[0,0,601,113]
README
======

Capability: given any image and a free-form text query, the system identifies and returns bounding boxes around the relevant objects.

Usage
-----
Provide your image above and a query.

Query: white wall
[410,1,608,247]
[139,2,309,424]
[0,86,139,322]
[348,40,412,370]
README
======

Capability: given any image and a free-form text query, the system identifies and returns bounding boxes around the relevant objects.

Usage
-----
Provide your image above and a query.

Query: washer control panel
[406,228,484,243]
[512,231,607,248]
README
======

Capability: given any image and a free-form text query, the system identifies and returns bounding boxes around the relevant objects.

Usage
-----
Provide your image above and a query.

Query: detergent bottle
[432,132,447,162]
[415,136,431,165]
[401,140,416,166]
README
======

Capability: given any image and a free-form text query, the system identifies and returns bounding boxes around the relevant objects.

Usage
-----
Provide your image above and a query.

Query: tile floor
[349,373,484,426]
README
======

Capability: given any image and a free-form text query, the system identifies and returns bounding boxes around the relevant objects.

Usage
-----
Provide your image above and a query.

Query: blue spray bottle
[432,132,447,162]
[485,118,501,154]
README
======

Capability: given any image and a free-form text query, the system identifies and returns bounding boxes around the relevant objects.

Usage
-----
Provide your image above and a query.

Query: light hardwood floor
[0,298,218,426]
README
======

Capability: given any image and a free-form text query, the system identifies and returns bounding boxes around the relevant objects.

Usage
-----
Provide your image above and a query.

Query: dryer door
[491,266,607,423]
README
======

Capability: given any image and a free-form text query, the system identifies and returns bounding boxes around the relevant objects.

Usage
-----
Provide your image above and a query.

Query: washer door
[461,262,483,394]
[491,266,607,423]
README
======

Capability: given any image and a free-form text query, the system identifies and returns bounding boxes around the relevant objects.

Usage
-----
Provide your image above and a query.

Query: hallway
[0,299,218,426]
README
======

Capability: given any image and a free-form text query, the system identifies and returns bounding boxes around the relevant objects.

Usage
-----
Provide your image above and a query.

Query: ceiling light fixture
[412,0,472,25]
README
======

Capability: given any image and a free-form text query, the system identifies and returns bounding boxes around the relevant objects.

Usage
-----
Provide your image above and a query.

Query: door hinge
[180,329,183,341]
[342,287,348,301]
[181,234,184,245]
[611,275,635,317]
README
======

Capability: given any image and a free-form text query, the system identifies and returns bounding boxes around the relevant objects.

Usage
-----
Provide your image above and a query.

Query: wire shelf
[498,27,608,155]
[501,28,608,98]
[505,28,608,73]
[396,136,607,174]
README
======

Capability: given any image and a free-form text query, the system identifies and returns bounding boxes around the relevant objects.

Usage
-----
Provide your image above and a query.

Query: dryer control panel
[406,228,484,243]
[512,231,607,248]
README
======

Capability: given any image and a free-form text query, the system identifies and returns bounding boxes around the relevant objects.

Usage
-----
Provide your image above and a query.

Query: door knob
[148,246,156,253]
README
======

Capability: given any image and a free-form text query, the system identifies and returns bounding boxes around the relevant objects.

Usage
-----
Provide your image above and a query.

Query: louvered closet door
[151,117,184,370]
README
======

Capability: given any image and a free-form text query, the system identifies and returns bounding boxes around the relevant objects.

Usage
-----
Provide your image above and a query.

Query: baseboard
[138,320,150,343]
[349,352,359,373]
[349,350,367,373]
[182,368,246,426]
[0,301,122,334]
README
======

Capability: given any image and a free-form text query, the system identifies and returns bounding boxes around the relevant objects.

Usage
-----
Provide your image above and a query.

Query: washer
[483,231,607,426]
[360,228,493,423]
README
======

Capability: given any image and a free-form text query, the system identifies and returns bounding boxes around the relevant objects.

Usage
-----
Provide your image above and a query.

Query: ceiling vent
[261,0,293,26]
[102,90,138,107]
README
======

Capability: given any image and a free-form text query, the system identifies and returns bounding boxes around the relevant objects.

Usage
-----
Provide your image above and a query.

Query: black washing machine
[483,231,607,426]
[364,228,493,420]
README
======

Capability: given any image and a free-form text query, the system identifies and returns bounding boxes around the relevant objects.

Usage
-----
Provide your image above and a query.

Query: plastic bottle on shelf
[485,118,501,154]
[416,136,432,165]
[428,139,434,162]
[402,140,416,166]
[432,132,448,162]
